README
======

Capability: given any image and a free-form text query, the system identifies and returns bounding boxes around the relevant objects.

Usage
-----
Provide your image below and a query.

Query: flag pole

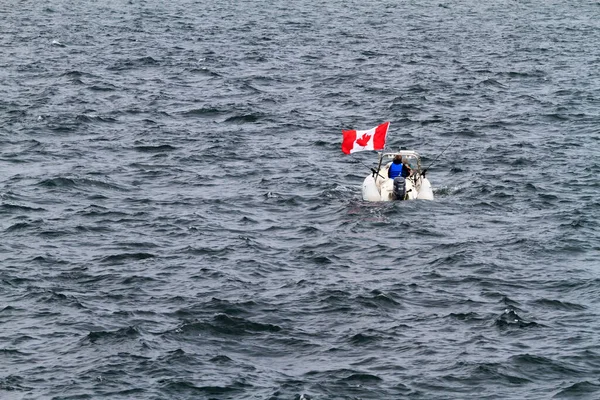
[373,122,389,178]
[374,150,384,178]
[373,131,387,178]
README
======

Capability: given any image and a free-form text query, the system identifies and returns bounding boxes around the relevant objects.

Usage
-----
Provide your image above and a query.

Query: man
[388,155,412,179]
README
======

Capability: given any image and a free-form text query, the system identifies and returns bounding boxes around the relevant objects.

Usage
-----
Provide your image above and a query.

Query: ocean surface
[2,0,600,399]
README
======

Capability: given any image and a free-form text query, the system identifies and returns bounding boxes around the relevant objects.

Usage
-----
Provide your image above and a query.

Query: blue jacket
[388,161,403,179]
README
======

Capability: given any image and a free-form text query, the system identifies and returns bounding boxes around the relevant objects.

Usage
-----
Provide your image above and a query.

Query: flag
[341,122,389,154]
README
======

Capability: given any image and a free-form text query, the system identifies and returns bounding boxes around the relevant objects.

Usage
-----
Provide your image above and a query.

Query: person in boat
[388,155,412,179]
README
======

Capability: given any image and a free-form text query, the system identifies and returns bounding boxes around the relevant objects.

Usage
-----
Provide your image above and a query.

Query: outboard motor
[393,177,406,200]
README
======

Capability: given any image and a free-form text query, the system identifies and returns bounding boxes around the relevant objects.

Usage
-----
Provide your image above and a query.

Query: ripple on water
[2,1,600,399]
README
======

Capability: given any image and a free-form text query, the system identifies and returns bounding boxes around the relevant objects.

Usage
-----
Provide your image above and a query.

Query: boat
[362,150,434,201]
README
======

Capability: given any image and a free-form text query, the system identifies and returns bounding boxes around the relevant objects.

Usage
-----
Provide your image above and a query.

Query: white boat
[362,150,434,201]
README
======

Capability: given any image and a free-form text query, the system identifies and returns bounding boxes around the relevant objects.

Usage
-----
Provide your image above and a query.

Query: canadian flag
[341,122,389,154]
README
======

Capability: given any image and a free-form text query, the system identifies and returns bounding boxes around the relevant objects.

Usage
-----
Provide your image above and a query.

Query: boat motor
[393,177,406,200]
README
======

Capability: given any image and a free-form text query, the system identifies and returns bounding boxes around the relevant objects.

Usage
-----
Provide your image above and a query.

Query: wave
[132,144,177,153]
[83,326,141,344]
[223,113,263,124]
[107,56,160,71]
[36,177,129,191]
[174,314,282,336]
[100,253,156,263]
[495,309,541,330]
[160,379,252,396]
[179,107,224,117]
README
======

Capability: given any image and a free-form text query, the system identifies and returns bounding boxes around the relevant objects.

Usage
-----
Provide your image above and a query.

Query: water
[2,0,600,399]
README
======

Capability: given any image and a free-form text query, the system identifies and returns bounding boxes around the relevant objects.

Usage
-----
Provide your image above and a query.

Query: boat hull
[360,151,434,201]
[362,175,433,201]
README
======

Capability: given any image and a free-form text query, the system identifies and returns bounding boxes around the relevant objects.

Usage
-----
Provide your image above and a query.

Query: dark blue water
[2,1,600,399]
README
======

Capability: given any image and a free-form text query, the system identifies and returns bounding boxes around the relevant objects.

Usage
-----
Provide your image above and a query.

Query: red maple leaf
[355,133,371,147]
